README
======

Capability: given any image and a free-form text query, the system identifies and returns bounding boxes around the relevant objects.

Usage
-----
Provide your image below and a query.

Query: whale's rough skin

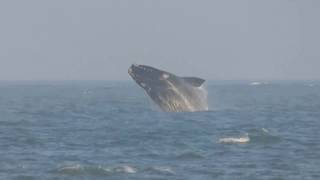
[128,64,208,112]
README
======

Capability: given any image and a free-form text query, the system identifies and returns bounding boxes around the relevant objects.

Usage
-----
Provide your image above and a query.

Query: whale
[128,64,208,112]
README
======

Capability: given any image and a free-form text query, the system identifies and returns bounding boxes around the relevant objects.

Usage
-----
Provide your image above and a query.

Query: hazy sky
[0,0,319,80]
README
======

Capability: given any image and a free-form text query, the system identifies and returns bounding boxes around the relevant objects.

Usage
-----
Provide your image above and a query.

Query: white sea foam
[250,82,262,86]
[219,133,250,144]
[115,165,137,174]
[262,128,269,133]
[250,81,269,86]
[59,164,82,171]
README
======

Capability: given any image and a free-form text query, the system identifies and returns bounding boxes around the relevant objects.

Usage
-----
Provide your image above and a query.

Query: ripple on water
[248,128,282,144]
[176,151,205,160]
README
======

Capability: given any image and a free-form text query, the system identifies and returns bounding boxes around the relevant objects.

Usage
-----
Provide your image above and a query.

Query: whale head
[128,64,173,90]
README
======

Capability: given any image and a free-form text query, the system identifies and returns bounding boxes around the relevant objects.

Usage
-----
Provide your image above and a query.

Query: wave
[176,151,205,160]
[249,128,281,144]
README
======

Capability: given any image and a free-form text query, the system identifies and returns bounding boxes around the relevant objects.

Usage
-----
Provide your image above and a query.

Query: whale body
[128,64,208,112]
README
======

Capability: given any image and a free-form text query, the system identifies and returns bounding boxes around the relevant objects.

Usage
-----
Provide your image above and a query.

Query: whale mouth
[128,65,134,77]
[128,64,141,79]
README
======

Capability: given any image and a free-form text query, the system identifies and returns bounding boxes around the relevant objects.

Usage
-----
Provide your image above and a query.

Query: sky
[0,0,319,81]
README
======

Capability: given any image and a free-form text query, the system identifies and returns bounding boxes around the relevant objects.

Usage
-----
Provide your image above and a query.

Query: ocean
[0,80,319,180]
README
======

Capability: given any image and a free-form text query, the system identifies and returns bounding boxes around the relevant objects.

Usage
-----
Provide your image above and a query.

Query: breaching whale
[128,64,208,112]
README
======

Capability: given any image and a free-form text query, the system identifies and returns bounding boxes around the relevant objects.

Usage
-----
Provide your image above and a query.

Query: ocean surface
[0,80,319,180]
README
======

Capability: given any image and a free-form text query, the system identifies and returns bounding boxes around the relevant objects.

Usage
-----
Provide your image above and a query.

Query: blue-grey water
[0,81,319,180]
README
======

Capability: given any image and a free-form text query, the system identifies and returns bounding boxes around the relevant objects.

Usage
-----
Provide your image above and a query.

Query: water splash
[152,80,209,112]
[197,84,209,111]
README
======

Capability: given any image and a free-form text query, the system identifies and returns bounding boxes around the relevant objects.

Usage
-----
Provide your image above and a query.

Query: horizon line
[0,79,319,82]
